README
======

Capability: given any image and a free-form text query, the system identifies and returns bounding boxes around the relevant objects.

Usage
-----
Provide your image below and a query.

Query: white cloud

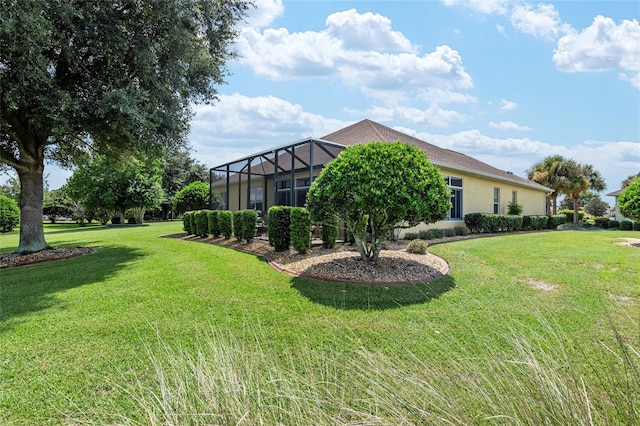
[243,0,284,28]
[510,3,570,41]
[356,104,466,128]
[325,9,415,52]
[236,10,473,96]
[553,16,640,75]
[620,72,640,90]
[420,88,478,104]
[496,23,506,35]
[500,99,518,111]
[489,121,532,131]
[189,94,350,167]
[440,0,508,15]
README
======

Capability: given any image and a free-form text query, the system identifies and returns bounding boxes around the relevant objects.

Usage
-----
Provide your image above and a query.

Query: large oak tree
[0,0,249,253]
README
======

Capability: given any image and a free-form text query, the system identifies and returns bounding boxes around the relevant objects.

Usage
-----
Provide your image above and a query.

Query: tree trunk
[17,167,49,254]
[572,196,580,224]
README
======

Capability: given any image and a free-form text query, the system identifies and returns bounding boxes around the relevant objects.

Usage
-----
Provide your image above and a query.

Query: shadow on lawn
[291,275,456,310]
[0,246,144,332]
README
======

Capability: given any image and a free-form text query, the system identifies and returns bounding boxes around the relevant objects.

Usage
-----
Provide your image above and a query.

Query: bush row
[267,206,336,253]
[183,209,256,242]
[464,213,567,234]
[404,225,469,241]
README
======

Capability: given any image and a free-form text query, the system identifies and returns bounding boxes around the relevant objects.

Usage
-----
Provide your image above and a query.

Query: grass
[1,222,638,424]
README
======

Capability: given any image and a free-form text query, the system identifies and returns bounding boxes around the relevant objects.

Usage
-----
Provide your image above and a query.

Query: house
[210,119,551,234]
[606,188,635,222]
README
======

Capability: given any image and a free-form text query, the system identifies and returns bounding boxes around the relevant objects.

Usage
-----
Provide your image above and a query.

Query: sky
[11,0,640,201]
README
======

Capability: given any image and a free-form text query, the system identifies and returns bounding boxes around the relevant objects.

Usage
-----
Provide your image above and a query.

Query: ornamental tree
[0,0,248,253]
[618,177,640,221]
[307,142,451,262]
[65,155,164,224]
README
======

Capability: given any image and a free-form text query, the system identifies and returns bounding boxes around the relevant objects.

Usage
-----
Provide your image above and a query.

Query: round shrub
[290,207,311,254]
[0,195,20,233]
[218,210,233,239]
[241,209,258,243]
[454,225,469,236]
[321,215,340,249]
[609,220,620,229]
[407,239,428,255]
[173,181,210,215]
[620,220,633,230]
[618,177,640,221]
[268,206,291,251]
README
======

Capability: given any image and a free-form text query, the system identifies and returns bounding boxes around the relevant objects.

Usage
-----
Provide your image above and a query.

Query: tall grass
[117,309,638,425]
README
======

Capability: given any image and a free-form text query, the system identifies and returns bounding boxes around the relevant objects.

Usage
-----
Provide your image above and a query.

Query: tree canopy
[307,142,450,262]
[618,177,640,221]
[0,0,249,253]
[65,155,164,224]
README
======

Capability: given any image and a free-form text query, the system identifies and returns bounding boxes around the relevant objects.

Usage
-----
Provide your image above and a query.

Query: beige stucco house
[210,119,551,234]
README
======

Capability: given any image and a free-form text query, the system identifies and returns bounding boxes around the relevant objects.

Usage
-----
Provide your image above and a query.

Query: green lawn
[1,222,638,424]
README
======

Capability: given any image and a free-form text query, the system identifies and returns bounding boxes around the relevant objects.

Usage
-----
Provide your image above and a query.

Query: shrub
[620,220,633,230]
[618,177,640,221]
[464,213,483,233]
[268,206,292,251]
[419,228,444,240]
[127,216,137,224]
[321,216,340,249]
[454,225,469,236]
[547,214,567,229]
[507,201,523,215]
[404,232,419,241]
[182,212,193,234]
[233,211,243,241]
[406,239,428,255]
[173,181,210,215]
[195,210,209,237]
[523,215,549,230]
[634,221,640,231]
[0,195,20,233]
[111,216,121,225]
[218,210,233,239]
[559,209,584,223]
[241,210,258,243]
[594,217,610,229]
[609,220,620,229]
[207,210,220,237]
[290,207,311,254]
[443,228,455,238]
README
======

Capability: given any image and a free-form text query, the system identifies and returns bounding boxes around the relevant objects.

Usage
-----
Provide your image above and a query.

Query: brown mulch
[0,247,96,269]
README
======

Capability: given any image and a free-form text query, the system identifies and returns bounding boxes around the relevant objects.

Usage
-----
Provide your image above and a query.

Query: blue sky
[30,1,640,200]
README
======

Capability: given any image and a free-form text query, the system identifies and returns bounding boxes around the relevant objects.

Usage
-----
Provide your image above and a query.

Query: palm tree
[564,161,606,224]
[528,155,569,215]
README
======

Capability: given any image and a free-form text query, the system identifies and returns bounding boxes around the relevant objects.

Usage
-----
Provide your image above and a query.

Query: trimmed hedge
[419,228,444,240]
[241,210,258,243]
[523,215,549,230]
[547,214,567,229]
[609,220,620,229]
[233,211,243,241]
[634,221,640,231]
[594,217,610,229]
[620,220,633,230]
[464,213,523,233]
[207,210,220,237]
[290,207,311,254]
[559,209,585,222]
[182,211,193,234]
[218,210,233,239]
[268,206,292,251]
[321,216,339,249]
[195,210,209,237]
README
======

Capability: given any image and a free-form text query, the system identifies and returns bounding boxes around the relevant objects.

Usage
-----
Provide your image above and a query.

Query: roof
[606,189,623,196]
[321,119,551,192]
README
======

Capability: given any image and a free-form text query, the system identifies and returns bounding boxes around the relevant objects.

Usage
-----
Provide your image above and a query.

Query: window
[493,187,500,214]
[512,190,517,203]
[445,176,463,220]
[276,179,292,206]
[249,187,263,211]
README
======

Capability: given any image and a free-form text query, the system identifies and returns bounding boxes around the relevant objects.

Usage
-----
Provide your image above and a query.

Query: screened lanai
[209,138,347,213]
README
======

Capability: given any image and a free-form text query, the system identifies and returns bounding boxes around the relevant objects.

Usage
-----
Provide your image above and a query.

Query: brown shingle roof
[321,119,550,191]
